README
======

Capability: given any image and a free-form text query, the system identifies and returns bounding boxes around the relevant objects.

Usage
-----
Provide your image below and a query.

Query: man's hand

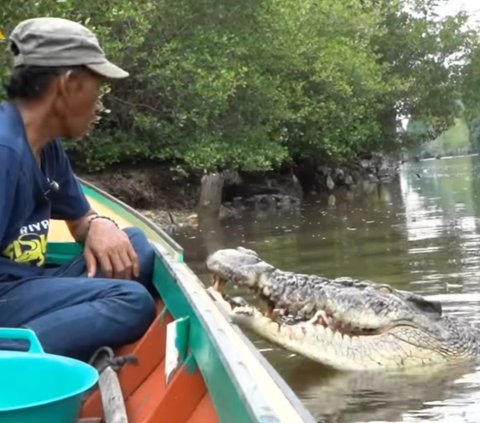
[84,218,140,280]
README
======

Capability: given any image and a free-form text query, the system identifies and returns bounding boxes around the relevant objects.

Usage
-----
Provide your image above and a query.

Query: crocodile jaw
[207,288,464,371]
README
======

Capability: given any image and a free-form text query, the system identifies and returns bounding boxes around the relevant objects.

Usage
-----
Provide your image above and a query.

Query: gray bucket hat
[9,17,129,79]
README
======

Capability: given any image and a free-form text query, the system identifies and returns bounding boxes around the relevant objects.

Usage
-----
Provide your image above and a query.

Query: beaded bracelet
[87,215,120,234]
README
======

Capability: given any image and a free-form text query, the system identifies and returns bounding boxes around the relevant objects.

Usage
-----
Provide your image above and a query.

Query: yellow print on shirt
[2,234,48,267]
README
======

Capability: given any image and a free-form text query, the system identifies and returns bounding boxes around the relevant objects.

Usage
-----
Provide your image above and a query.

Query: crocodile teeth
[212,274,227,296]
[235,306,254,316]
[333,331,343,343]
[325,327,334,339]
[311,310,332,326]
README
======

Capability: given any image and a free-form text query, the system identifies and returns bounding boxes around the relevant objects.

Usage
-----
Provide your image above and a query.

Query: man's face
[54,70,105,139]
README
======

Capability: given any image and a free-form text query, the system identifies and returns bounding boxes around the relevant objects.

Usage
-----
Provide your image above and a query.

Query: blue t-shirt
[0,102,90,280]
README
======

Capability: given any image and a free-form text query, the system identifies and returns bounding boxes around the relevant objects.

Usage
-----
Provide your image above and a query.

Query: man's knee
[110,281,156,336]
[123,227,155,283]
[124,226,148,246]
[124,227,154,260]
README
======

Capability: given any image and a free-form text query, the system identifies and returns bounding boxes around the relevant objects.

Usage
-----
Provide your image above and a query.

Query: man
[0,17,156,360]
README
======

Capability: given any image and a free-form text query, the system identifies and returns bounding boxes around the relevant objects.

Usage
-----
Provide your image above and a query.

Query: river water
[174,155,480,422]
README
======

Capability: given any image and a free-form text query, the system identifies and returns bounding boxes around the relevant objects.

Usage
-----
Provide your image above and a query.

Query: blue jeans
[0,227,157,361]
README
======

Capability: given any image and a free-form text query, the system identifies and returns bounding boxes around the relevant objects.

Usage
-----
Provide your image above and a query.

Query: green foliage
[410,117,471,158]
[461,41,480,146]
[370,0,474,145]
[406,120,432,145]
[0,0,476,172]
[468,117,480,149]
[438,117,470,152]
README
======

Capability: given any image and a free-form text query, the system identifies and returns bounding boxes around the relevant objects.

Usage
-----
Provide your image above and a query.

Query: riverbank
[79,153,400,231]
[80,166,199,231]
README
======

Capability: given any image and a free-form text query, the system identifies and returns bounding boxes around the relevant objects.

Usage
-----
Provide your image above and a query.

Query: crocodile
[206,247,480,371]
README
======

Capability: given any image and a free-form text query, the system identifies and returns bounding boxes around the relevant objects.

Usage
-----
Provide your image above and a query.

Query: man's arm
[66,208,97,243]
[66,211,140,280]
[50,142,139,280]
[0,147,19,246]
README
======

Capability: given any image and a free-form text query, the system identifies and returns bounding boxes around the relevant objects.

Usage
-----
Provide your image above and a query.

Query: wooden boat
[47,179,316,423]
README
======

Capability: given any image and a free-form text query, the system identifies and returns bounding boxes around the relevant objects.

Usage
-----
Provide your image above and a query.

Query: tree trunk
[197,173,224,218]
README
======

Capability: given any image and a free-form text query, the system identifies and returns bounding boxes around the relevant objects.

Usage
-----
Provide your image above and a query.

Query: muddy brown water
[174,155,480,422]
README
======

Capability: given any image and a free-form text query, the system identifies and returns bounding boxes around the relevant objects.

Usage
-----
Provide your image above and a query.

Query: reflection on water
[175,156,480,422]
[282,360,479,423]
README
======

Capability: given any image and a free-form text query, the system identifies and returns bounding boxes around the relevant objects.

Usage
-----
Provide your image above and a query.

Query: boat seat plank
[126,356,211,423]
[117,307,172,397]
[126,357,167,422]
[188,395,220,423]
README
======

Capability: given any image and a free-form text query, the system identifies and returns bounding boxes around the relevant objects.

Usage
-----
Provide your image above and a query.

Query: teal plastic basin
[0,328,99,423]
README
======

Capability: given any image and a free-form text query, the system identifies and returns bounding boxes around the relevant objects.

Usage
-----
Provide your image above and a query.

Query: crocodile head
[206,247,480,370]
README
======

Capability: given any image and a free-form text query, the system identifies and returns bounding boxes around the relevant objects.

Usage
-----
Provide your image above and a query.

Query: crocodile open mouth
[211,275,382,337]
[206,247,478,371]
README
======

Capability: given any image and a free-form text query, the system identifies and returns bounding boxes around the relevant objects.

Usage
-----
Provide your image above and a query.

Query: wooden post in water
[198,172,224,219]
